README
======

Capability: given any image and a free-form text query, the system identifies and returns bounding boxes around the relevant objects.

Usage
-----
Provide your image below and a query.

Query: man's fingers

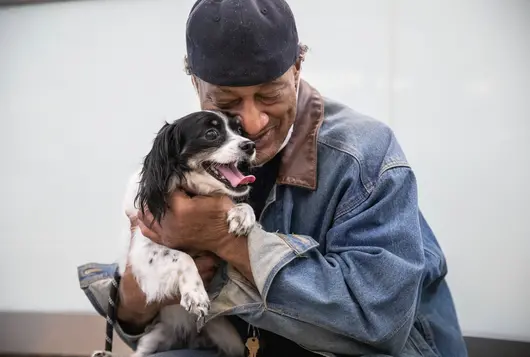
[168,189,193,215]
[171,189,191,205]
[126,211,139,223]
[127,213,139,242]
[138,219,163,244]
[173,189,191,199]
[137,209,153,226]
[192,192,234,212]
[138,209,164,236]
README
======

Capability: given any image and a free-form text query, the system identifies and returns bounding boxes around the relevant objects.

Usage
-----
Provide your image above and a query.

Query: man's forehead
[202,76,289,94]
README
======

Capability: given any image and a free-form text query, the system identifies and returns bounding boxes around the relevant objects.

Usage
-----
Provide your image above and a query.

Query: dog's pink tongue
[217,164,256,187]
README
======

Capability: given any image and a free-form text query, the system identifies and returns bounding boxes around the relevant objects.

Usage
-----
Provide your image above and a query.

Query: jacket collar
[276,79,324,190]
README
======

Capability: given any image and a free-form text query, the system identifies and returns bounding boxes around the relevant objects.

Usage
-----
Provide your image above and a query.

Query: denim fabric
[78,97,468,357]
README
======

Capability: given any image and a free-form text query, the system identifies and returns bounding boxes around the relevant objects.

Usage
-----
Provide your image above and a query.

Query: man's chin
[253,126,293,166]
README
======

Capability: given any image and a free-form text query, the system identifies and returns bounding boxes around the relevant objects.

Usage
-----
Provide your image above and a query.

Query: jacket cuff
[77,263,158,351]
[247,227,320,300]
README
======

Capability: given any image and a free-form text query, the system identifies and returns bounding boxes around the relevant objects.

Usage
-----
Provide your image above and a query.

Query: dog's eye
[205,129,219,140]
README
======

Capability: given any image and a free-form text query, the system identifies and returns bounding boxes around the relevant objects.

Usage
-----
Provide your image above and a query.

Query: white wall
[0,0,529,343]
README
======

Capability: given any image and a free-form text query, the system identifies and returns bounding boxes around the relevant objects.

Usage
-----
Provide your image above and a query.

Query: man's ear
[295,57,303,71]
[293,60,302,88]
[191,75,200,96]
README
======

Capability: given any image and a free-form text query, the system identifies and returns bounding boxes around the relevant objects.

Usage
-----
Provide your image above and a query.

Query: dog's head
[136,110,257,222]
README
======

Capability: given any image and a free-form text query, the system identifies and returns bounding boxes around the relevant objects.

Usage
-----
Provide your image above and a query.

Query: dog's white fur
[92,111,257,357]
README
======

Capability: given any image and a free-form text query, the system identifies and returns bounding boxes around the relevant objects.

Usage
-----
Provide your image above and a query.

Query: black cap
[186,0,300,87]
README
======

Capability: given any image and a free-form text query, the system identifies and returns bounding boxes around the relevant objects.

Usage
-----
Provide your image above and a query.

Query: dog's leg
[227,203,256,237]
[128,231,210,319]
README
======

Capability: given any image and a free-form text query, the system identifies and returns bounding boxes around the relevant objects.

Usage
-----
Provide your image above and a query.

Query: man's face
[193,64,301,166]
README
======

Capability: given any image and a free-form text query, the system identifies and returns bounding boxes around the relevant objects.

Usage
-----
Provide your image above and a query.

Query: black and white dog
[94,111,258,357]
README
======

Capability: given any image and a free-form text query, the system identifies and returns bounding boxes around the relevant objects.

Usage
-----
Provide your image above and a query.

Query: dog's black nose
[239,140,256,155]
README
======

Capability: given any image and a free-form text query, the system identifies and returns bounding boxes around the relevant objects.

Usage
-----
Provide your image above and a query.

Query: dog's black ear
[135,121,186,224]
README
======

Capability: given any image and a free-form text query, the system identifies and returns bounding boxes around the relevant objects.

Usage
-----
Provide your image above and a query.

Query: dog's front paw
[227,203,256,237]
[180,284,210,321]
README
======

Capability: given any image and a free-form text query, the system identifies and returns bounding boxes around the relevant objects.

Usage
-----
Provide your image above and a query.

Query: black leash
[105,269,122,352]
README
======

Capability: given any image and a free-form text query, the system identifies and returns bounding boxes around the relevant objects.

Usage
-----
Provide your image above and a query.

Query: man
[78,0,468,356]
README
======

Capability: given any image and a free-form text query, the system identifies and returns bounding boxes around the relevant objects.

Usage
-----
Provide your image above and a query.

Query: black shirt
[227,152,318,357]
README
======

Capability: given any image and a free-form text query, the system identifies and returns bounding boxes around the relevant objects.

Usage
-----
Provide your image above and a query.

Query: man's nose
[237,104,269,136]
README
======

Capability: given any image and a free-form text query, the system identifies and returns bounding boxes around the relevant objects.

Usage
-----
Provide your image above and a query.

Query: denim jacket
[78,80,468,357]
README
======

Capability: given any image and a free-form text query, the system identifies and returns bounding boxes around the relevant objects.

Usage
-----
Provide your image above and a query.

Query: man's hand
[137,190,236,253]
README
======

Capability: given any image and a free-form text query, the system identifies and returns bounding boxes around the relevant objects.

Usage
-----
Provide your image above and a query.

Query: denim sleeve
[247,166,425,355]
